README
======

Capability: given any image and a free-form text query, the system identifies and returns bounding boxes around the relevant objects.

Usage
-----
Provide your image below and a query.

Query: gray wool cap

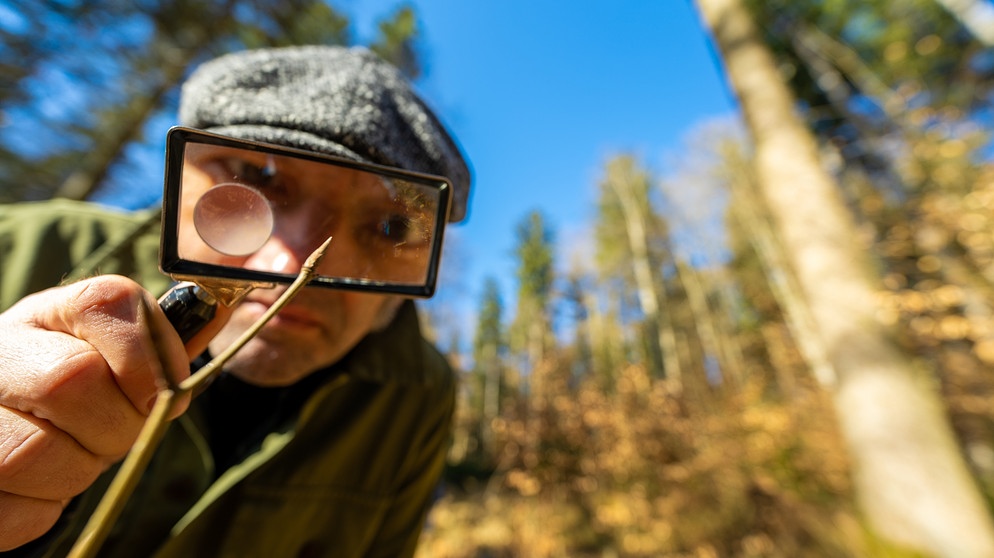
[179,45,471,222]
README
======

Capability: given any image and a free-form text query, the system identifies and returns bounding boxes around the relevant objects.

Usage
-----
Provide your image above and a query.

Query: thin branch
[67,236,332,558]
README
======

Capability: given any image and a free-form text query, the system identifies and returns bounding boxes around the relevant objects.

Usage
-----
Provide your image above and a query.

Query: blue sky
[3,1,735,281]
[32,1,738,333]
[350,1,737,322]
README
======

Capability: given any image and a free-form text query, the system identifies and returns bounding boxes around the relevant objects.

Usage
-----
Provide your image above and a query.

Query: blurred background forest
[3,0,994,556]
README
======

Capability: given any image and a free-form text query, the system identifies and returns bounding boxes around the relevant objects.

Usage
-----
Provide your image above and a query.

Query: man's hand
[0,276,193,550]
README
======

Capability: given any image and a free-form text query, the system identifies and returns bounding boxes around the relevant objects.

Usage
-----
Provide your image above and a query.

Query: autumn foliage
[418,3,994,550]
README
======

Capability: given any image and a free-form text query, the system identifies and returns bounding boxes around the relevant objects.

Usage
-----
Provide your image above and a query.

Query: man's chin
[224,349,315,386]
[210,335,337,387]
[227,367,312,387]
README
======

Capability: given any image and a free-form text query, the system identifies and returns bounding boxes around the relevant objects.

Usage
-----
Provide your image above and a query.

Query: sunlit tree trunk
[603,157,682,390]
[791,23,910,121]
[697,0,994,555]
[585,288,626,388]
[789,26,908,199]
[675,260,743,388]
[934,0,994,46]
[510,211,555,401]
[55,2,239,200]
[479,343,500,453]
[55,64,184,200]
[721,140,836,388]
[710,266,749,386]
[473,278,505,457]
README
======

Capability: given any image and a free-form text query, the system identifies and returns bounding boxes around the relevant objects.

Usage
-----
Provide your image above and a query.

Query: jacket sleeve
[0,199,168,312]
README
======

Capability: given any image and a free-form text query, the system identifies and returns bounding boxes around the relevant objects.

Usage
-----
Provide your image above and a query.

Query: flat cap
[179,45,471,222]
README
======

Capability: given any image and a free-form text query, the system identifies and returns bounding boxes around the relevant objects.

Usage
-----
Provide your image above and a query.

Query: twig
[67,236,332,558]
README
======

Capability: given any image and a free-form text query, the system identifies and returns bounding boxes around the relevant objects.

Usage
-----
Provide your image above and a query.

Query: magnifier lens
[193,183,274,256]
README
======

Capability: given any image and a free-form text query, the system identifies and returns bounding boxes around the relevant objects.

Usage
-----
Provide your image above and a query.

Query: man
[0,45,471,557]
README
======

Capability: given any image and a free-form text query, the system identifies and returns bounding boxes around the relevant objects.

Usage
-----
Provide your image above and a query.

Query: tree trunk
[54,69,182,200]
[56,3,237,201]
[933,0,994,46]
[696,0,994,555]
[480,342,501,455]
[723,143,836,388]
[675,260,743,388]
[584,289,625,389]
[710,266,750,387]
[607,158,682,390]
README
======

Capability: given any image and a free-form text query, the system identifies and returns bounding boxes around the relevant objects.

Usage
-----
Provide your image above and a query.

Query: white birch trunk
[696,0,994,554]
[934,0,994,46]
[607,159,683,389]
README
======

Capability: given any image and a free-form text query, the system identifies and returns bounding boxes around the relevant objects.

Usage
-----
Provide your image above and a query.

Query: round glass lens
[193,182,274,256]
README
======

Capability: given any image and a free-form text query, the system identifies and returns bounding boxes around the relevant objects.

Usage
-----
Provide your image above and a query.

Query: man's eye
[373,215,428,247]
[379,216,412,242]
[225,158,277,186]
[210,157,291,203]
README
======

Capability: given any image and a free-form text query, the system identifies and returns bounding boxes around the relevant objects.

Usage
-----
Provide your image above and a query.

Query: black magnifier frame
[160,126,453,298]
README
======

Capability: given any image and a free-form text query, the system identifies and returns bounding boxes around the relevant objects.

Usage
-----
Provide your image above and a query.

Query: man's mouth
[239,300,323,330]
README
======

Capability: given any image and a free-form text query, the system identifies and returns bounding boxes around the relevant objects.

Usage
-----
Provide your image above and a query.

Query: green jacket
[0,200,455,557]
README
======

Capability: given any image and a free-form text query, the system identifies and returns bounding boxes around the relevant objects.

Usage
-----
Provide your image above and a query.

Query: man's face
[208,282,397,386]
[177,145,429,386]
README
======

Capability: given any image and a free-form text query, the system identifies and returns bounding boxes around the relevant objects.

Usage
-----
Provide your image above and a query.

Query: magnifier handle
[158,283,218,344]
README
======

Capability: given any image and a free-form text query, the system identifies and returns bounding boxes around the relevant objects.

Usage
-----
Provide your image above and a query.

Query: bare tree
[933,0,994,46]
[673,259,745,388]
[696,0,994,555]
[597,155,682,390]
[719,139,836,388]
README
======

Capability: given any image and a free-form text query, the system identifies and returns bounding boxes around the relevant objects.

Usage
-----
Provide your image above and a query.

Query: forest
[3,1,994,556]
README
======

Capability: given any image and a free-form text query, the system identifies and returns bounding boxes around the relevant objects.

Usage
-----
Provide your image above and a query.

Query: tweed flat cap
[179,45,471,222]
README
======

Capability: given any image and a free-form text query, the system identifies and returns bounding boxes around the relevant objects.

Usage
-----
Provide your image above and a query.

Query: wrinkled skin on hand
[0,276,227,550]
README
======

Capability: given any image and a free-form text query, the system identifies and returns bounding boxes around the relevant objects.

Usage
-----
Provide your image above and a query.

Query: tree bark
[696,0,994,555]
[56,0,240,201]
[933,0,994,46]
[675,260,743,388]
[723,143,836,388]
[480,342,501,454]
[606,157,682,390]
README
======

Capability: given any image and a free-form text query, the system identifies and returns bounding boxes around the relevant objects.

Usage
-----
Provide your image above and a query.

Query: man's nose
[243,231,370,278]
[242,206,333,274]
[242,235,306,274]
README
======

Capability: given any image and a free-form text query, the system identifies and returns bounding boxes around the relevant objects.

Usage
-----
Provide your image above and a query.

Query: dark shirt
[201,363,338,477]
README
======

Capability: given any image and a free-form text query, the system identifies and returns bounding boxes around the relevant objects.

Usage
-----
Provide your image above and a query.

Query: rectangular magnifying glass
[160,127,452,298]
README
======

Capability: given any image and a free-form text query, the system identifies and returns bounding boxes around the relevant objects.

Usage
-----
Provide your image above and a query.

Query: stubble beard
[207,319,334,387]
